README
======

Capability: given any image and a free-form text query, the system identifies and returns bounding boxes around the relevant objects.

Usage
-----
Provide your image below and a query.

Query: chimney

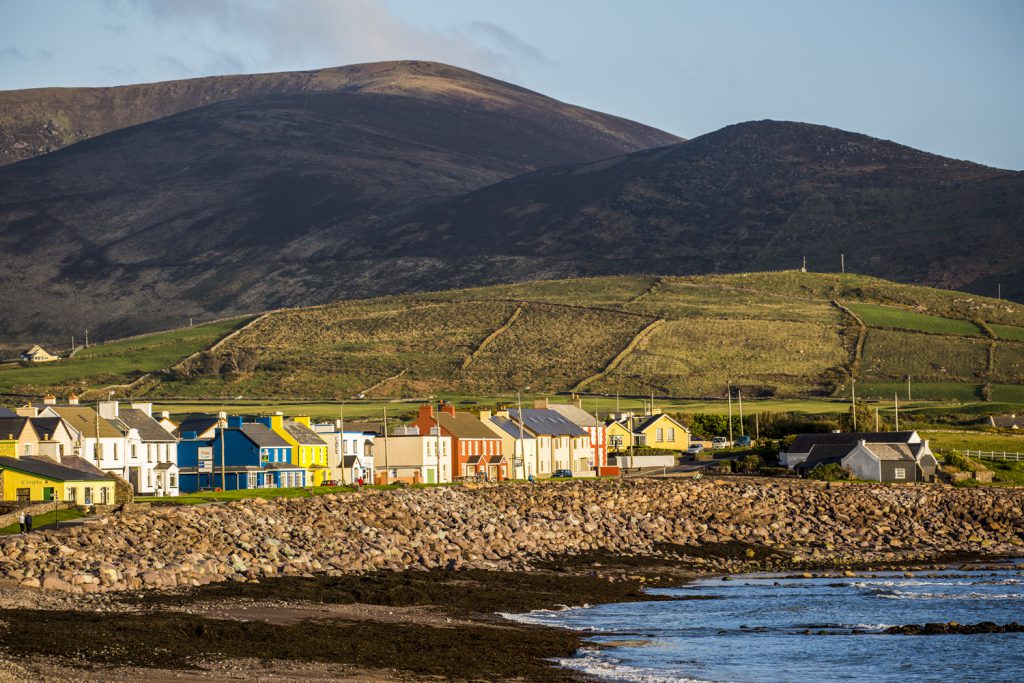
[68,393,80,405]
[43,394,57,405]
[572,396,582,409]
[335,419,342,431]
[275,410,284,416]
[534,397,549,410]
[161,411,170,420]
[858,439,867,446]
[37,440,61,460]
[131,402,153,417]
[479,409,492,421]
[418,404,434,422]
[228,415,243,428]
[98,401,119,419]
[442,402,455,417]
[496,409,510,419]
[16,405,39,418]
[294,416,310,427]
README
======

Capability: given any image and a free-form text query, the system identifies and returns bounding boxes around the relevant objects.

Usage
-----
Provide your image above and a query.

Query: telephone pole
[727,381,733,444]
[851,379,857,431]
[841,253,845,274]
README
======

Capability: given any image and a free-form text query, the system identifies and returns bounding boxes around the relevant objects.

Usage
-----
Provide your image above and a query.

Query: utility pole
[436,401,444,482]
[727,381,733,445]
[998,284,1001,300]
[84,329,88,348]
[738,388,744,437]
[907,376,911,401]
[517,389,525,480]
[875,407,880,431]
[894,393,900,431]
[71,335,75,354]
[841,253,845,274]
[851,379,857,431]
[220,419,226,490]
[754,412,759,441]
[338,402,346,484]
[382,406,390,484]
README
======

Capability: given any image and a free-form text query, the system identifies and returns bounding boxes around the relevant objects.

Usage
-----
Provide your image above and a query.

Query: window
[610,435,623,448]
[131,444,138,460]
[656,428,664,442]
[247,472,257,489]
[100,487,109,504]
[66,488,77,503]
[894,468,906,480]
[264,473,273,488]
[112,443,119,461]
[169,474,177,488]
[667,428,675,442]
[84,487,93,505]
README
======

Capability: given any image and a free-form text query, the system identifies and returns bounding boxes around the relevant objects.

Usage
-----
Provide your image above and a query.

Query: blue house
[177,416,306,492]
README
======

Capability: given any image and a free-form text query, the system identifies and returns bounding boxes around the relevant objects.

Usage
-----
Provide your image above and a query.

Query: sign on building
[198,446,213,473]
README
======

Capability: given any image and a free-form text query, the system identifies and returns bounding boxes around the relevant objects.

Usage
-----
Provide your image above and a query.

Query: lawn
[0,508,85,534]
[991,384,1024,403]
[0,318,248,393]
[921,431,1024,455]
[846,303,982,336]
[991,324,1024,342]
[136,485,358,505]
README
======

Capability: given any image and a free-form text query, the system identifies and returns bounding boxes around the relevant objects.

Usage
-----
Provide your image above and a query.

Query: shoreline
[0,549,1021,681]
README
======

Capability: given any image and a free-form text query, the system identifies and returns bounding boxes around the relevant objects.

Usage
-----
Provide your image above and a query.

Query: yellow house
[0,456,115,504]
[261,414,330,484]
[605,413,690,452]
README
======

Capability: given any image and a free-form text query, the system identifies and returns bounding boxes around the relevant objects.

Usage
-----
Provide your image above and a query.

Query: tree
[686,413,729,438]
[842,400,887,432]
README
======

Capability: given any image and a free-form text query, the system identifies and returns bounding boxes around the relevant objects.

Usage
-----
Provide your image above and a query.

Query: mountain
[0,61,676,166]
[384,120,1024,298]
[0,62,680,342]
[3,272,1023,402]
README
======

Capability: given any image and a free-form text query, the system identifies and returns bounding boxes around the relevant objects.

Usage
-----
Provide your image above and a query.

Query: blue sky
[1,0,1022,169]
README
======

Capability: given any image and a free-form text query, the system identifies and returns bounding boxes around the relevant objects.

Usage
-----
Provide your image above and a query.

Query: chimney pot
[534,397,549,410]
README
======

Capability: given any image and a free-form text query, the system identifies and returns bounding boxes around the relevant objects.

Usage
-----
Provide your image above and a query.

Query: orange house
[412,403,508,481]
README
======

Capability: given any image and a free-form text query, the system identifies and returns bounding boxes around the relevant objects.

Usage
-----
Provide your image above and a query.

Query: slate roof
[0,417,31,440]
[265,461,304,470]
[548,403,602,428]
[342,455,360,468]
[863,443,917,462]
[0,455,108,482]
[175,414,221,438]
[0,408,15,418]
[490,416,535,439]
[487,454,505,464]
[508,409,588,437]
[153,462,178,471]
[28,417,62,440]
[117,408,177,442]
[991,415,1024,429]
[55,455,107,478]
[794,444,853,470]
[466,455,483,465]
[282,421,327,446]
[239,423,291,449]
[632,413,688,434]
[787,431,918,454]
[436,412,502,440]
[45,407,123,439]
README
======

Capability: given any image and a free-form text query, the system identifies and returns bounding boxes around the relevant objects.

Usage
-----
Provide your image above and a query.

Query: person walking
[17,511,25,534]
[24,513,33,533]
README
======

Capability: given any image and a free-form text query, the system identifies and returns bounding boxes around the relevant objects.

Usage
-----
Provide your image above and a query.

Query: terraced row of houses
[2,395,688,502]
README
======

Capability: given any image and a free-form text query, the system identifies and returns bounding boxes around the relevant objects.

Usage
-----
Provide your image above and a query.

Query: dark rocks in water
[885,621,1024,635]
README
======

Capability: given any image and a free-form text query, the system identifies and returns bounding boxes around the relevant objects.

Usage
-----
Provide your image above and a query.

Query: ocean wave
[873,589,1024,600]
[558,650,723,683]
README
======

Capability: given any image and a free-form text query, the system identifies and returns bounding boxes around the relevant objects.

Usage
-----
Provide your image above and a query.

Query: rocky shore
[2,478,1022,593]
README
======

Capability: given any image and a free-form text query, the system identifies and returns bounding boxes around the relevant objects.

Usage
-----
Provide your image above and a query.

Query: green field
[0,318,248,394]
[0,508,85,534]
[852,382,983,402]
[921,431,1024,454]
[991,324,1024,342]
[846,303,982,336]
[990,384,1024,403]
[859,330,987,382]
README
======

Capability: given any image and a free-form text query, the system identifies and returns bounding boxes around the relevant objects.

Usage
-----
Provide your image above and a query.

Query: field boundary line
[832,300,866,381]
[572,318,664,393]
[358,369,407,399]
[627,277,664,304]
[462,305,522,370]
[169,314,263,375]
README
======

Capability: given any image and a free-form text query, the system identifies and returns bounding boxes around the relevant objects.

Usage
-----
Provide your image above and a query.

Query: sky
[1,0,1022,169]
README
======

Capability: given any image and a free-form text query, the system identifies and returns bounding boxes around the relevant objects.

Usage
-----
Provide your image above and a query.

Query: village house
[375,428,452,484]
[20,345,58,363]
[605,410,690,452]
[178,417,302,492]
[990,414,1024,429]
[0,455,114,505]
[548,397,617,476]
[312,421,375,484]
[257,414,330,485]
[479,410,539,480]
[508,401,594,477]
[786,431,938,483]
[107,402,179,497]
[174,413,223,439]
[413,403,506,481]
[0,416,39,458]
[39,398,132,484]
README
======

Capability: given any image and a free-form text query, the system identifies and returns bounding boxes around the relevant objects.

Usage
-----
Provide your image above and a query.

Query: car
[734,435,752,448]
[552,469,573,478]
[711,437,731,450]
[686,444,704,455]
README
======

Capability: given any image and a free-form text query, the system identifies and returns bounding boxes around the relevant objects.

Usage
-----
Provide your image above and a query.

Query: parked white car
[711,437,732,450]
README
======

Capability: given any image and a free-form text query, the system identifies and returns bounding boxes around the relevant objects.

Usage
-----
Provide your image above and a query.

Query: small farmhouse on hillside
[990,414,1024,429]
[790,433,938,483]
[20,345,58,363]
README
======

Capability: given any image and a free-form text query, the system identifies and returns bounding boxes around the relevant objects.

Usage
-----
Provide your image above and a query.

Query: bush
[805,463,852,481]
[732,454,764,474]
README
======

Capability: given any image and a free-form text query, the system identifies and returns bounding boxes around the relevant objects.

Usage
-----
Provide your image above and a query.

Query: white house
[107,402,180,497]
[480,411,539,480]
[781,431,926,469]
[794,437,939,483]
[20,345,58,363]
[313,421,376,484]
[508,401,595,477]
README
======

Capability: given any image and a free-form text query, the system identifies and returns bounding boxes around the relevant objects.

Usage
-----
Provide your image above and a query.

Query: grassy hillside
[0,318,248,397]
[4,271,1024,403]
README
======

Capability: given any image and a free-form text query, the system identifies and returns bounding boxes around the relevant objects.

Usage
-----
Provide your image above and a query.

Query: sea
[503,564,1024,683]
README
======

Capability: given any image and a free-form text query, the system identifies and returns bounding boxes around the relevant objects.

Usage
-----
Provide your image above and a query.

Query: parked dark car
[552,469,573,478]
[734,436,752,448]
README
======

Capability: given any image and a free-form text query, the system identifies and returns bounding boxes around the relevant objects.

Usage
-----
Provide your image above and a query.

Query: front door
[426,468,435,484]
[42,487,54,502]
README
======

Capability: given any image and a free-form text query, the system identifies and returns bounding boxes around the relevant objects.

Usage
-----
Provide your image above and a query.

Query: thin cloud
[0,48,29,61]
[125,0,532,78]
